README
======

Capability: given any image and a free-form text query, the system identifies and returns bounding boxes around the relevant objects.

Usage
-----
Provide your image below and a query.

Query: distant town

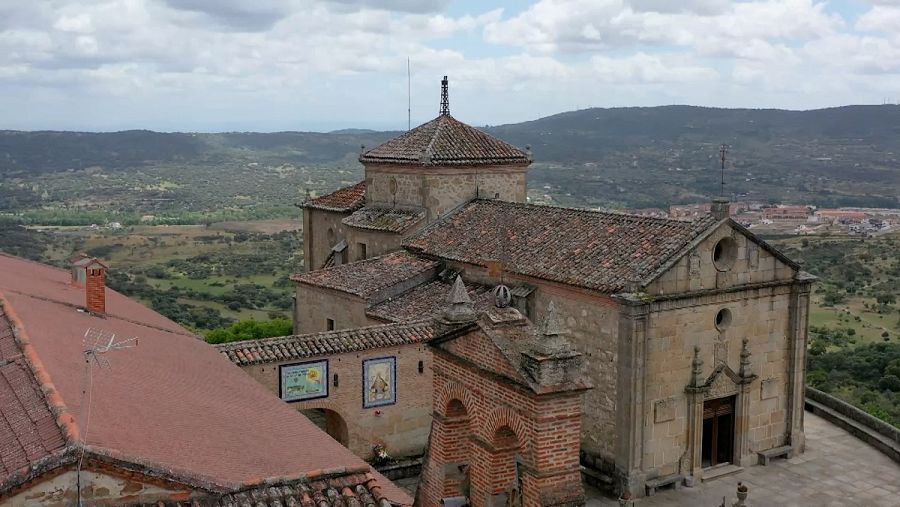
[621,203,900,237]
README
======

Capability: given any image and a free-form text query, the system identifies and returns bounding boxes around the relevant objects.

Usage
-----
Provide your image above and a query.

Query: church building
[292,77,815,500]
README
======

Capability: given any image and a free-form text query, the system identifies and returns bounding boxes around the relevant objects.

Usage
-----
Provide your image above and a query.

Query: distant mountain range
[2,105,898,208]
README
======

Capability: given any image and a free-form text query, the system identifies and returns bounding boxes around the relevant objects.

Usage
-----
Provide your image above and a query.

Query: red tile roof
[0,254,410,505]
[130,469,396,507]
[0,311,67,480]
[217,320,433,366]
[403,200,718,293]
[343,206,425,233]
[305,182,366,212]
[291,251,439,299]
[367,280,494,322]
[360,114,530,167]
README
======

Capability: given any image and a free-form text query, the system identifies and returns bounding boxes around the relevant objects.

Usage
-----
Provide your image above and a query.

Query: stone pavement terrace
[587,412,900,506]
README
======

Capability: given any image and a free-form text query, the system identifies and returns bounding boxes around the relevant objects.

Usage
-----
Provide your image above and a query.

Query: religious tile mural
[363,356,396,408]
[280,360,328,402]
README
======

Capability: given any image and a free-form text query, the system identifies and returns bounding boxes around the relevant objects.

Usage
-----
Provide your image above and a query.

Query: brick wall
[419,344,586,507]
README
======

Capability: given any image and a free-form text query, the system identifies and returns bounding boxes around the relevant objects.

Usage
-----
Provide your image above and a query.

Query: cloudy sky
[2,0,899,132]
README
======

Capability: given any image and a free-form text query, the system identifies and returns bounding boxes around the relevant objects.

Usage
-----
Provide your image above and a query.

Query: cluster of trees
[204,318,293,344]
[807,326,900,426]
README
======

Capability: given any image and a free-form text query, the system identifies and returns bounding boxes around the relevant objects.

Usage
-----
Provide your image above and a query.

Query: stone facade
[293,285,375,334]
[235,342,432,460]
[304,208,410,273]
[366,165,528,221]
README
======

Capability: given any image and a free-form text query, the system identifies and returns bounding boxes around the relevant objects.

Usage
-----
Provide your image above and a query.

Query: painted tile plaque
[280,360,328,402]
[363,356,396,408]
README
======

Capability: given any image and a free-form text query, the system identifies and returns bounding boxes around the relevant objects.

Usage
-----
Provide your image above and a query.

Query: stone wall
[365,165,527,221]
[5,469,190,506]
[645,222,795,296]
[294,286,377,334]
[304,208,351,272]
[442,260,621,461]
[238,343,433,460]
[640,285,794,478]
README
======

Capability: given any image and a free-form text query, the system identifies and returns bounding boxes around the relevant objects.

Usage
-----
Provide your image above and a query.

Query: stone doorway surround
[684,339,758,481]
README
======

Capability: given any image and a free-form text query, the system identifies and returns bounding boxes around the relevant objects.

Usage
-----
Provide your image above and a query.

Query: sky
[2,0,900,132]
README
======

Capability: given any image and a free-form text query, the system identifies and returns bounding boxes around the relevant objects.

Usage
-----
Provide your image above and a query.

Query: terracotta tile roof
[0,254,410,506]
[217,320,433,366]
[359,114,530,167]
[305,182,366,212]
[0,311,67,480]
[403,200,718,293]
[367,280,494,322]
[291,251,439,299]
[129,470,397,507]
[343,206,426,233]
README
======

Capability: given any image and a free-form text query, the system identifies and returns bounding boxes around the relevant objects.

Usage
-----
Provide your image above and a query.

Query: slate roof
[367,280,494,322]
[359,114,530,167]
[403,199,719,293]
[0,254,410,505]
[217,320,433,366]
[343,206,425,233]
[291,251,439,299]
[129,469,395,507]
[305,182,366,212]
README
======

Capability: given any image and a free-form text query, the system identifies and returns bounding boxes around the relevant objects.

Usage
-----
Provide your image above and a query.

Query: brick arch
[296,399,343,413]
[434,381,477,418]
[483,406,528,447]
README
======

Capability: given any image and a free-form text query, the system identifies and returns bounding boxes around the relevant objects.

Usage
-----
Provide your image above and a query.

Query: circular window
[715,308,732,331]
[712,237,737,271]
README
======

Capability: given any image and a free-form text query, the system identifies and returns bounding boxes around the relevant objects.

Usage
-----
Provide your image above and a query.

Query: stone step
[702,463,744,482]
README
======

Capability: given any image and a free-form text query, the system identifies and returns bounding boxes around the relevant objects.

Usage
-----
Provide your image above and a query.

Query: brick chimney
[83,258,108,315]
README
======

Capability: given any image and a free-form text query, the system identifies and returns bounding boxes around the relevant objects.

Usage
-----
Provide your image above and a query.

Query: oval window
[712,237,737,271]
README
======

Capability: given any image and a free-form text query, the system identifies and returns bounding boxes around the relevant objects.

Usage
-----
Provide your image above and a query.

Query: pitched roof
[359,114,530,167]
[291,251,439,299]
[217,320,433,366]
[367,279,494,322]
[343,206,425,233]
[0,311,67,480]
[305,182,366,212]
[403,200,718,293]
[0,254,410,505]
[129,469,396,507]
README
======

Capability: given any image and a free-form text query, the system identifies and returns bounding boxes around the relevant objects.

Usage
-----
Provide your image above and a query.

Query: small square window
[357,243,367,261]
[326,318,335,331]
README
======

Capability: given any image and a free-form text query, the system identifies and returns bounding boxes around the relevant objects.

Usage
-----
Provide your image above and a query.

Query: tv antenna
[76,328,138,506]
[719,143,729,198]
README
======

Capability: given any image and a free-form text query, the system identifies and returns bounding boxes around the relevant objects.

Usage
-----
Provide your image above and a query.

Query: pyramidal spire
[439,75,450,116]
[442,275,475,323]
[540,301,564,337]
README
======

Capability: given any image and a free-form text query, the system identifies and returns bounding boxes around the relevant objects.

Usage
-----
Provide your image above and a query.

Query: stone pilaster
[612,293,650,496]
[786,273,815,454]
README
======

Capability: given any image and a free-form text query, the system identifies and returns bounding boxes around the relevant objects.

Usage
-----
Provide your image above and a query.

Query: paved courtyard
[396,411,900,506]
[587,412,900,506]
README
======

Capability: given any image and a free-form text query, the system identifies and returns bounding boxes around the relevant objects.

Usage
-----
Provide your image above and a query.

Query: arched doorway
[302,408,349,447]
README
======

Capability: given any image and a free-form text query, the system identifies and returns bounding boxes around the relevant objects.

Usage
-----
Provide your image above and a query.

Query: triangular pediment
[702,363,742,399]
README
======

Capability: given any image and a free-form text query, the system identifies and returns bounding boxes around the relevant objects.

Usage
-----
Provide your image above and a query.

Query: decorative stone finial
[541,301,564,337]
[690,346,703,388]
[442,275,476,323]
[739,337,752,379]
[493,285,511,308]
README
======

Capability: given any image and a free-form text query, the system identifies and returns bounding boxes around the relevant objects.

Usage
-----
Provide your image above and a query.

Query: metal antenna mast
[719,143,729,197]
[439,76,449,116]
[76,328,138,507]
[407,58,411,131]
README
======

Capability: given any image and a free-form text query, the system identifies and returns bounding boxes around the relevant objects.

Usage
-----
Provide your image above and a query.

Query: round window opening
[715,308,732,331]
[712,237,738,271]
